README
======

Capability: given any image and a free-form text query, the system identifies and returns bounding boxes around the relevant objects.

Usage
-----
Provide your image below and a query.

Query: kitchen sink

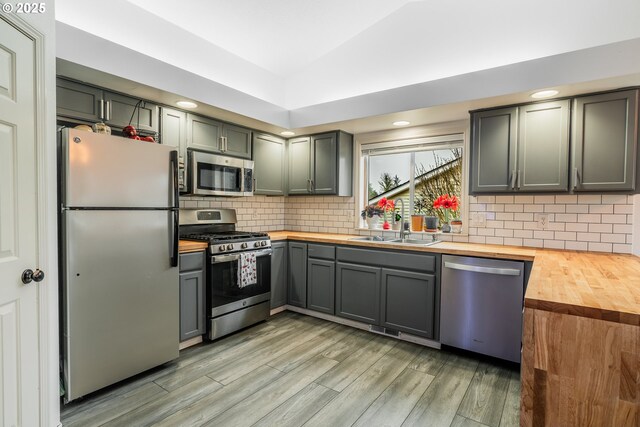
[348,236,396,242]
[387,238,441,246]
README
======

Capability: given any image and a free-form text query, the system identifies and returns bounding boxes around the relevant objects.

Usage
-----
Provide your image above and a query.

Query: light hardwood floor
[61,312,520,427]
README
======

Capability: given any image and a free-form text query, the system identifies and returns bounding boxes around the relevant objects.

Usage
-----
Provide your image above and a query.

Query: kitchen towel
[238,252,257,288]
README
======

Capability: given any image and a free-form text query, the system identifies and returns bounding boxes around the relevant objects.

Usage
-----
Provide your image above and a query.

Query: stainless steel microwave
[187,150,254,196]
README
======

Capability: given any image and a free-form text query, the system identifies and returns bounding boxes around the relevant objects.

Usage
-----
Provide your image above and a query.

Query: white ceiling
[55,0,640,132]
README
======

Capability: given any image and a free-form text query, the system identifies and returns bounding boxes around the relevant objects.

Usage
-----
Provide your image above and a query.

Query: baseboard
[283,305,441,350]
[179,335,203,350]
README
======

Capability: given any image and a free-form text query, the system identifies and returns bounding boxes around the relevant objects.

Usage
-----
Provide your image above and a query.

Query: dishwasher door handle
[444,261,521,276]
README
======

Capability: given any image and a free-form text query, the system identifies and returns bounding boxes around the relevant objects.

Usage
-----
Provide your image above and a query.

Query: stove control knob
[260,241,267,247]
[227,244,234,251]
[254,242,261,248]
[241,243,248,249]
[219,245,226,252]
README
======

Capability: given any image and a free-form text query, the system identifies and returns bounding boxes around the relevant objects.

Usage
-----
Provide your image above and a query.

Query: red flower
[433,194,459,211]
[376,197,395,212]
[377,197,388,209]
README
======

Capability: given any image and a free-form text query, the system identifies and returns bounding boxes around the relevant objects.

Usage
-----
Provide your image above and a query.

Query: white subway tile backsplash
[534,195,555,204]
[504,204,524,213]
[588,242,613,252]
[524,204,544,213]
[614,224,633,234]
[554,231,577,241]
[495,229,514,238]
[544,204,566,213]
[566,241,588,251]
[601,214,627,224]
[565,223,588,232]
[477,195,495,204]
[485,237,505,245]
[544,240,565,249]
[523,239,544,248]
[504,238,524,246]
[578,195,602,204]
[514,213,534,221]
[613,244,632,253]
[534,230,555,240]
[495,195,514,204]
[614,204,634,214]
[566,204,589,213]
[577,232,600,242]
[496,212,515,221]
[514,195,534,204]
[601,234,626,244]
[513,229,534,239]
[555,195,578,204]
[554,213,578,223]
[602,195,628,204]
[578,214,601,223]
[588,223,612,233]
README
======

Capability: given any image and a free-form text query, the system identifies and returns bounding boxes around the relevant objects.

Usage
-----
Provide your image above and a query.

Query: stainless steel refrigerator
[60,128,179,402]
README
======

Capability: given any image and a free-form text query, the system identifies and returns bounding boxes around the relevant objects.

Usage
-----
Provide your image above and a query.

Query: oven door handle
[211,248,272,264]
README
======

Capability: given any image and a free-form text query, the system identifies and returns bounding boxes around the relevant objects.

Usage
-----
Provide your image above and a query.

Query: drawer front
[336,247,436,272]
[307,244,335,260]
[179,252,205,272]
[336,247,435,273]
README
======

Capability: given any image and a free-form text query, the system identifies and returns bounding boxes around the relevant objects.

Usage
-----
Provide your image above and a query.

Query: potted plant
[450,212,463,233]
[433,194,459,233]
[361,204,384,229]
[392,210,402,231]
[376,197,395,230]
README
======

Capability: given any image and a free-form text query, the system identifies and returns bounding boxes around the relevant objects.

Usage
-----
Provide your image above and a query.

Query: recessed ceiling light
[280,131,295,136]
[393,120,410,126]
[176,100,198,108]
[530,90,559,99]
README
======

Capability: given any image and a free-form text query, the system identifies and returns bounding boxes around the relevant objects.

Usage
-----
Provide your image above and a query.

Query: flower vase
[392,221,401,231]
[441,210,451,233]
[366,216,380,229]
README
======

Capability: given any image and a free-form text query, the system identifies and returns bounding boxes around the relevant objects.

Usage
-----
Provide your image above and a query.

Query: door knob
[22,269,45,284]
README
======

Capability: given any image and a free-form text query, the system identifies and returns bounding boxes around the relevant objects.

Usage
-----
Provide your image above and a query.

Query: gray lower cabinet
[287,131,353,196]
[572,90,638,191]
[179,252,206,342]
[287,242,307,307]
[335,262,381,325]
[380,268,436,339]
[307,258,335,315]
[270,242,288,309]
[253,133,286,195]
[186,113,252,158]
[471,101,570,193]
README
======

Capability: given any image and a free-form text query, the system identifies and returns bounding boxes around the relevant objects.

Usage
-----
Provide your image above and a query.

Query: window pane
[413,148,462,223]
[367,152,410,203]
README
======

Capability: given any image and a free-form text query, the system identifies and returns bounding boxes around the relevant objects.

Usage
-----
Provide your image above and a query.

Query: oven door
[208,248,271,317]
[190,151,246,196]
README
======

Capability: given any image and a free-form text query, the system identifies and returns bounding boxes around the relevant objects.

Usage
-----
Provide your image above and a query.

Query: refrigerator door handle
[171,210,179,267]
[170,150,179,267]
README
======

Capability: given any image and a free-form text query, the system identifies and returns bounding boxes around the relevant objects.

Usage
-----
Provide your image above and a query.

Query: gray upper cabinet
[288,137,312,194]
[517,100,570,192]
[471,107,518,193]
[253,133,286,195]
[572,90,638,192]
[56,78,104,122]
[161,107,187,192]
[287,131,353,196]
[270,242,288,309]
[380,268,436,339]
[186,113,252,159]
[222,124,252,159]
[336,262,381,324]
[312,133,337,194]
[56,78,159,133]
[104,92,159,133]
[187,114,223,153]
[179,252,206,342]
[287,242,307,308]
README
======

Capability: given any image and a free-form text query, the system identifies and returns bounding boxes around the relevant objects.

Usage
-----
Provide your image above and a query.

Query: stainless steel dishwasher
[440,255,524,363]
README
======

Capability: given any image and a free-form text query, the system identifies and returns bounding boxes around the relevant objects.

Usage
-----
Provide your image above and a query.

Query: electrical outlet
[536,213,549,230]
[470,212,486,228]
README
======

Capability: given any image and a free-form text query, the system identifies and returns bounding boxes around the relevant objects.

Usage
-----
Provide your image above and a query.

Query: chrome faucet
[394,198,411,241]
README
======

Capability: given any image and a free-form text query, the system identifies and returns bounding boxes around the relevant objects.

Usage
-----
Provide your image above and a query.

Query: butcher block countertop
[267,231,640,326]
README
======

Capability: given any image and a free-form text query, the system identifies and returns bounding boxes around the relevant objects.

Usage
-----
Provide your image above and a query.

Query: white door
[0,16,41,427]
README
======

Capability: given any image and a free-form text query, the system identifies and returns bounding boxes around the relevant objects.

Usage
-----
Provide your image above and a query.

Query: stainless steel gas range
[180,209,272,340]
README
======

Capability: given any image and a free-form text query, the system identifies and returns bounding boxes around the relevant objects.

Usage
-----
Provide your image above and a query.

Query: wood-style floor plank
[450,414,491,427]
[499,370,521,427]
[62,382,167,427]
[304,341,422,427]
[402,354,479,427]
[153,365,283,427]
[102,376,222,427]
[252,382,338,427]
[60,312,521,427]
[353,367,435,427]
[204,355,339,427]
[316,334,397,392]
[457,362,512,427]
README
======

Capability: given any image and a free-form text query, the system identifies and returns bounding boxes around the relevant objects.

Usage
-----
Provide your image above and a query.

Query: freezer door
[64,128,177,208]
[62,210,179,401]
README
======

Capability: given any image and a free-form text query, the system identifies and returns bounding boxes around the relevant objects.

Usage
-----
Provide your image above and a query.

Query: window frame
[354,120,470,234]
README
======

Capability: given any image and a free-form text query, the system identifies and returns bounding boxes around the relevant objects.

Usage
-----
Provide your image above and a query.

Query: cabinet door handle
[306,179,311,192]
[224,136,228,152]
[99,99,105,120]
[573,167,579,190]
[510,170,517,189]
[517,170,521,189]
[219,136,224,151]
[105,101,111,121]
[310,179,314,192]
